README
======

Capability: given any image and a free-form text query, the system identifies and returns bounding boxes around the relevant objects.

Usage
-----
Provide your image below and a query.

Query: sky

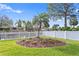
[0,3,47,26]
[0,3,79,27]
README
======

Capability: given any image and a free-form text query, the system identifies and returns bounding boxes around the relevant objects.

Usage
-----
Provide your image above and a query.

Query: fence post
[64,31,67,39]
[55,31,56,38]
[19,32,21,39]
[1,32,4,40]
[4,32,6,39]
[27,32,30,38]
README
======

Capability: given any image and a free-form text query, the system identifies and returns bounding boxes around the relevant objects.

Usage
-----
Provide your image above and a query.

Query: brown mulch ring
[16,37,66,48]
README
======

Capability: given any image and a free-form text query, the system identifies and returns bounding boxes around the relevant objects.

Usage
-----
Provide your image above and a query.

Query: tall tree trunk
[37,29,40,38]
[37,22,41,38]
[64,14,67,29]
[64,3,68,30]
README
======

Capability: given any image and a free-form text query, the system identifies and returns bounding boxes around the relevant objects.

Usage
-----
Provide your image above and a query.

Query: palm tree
[32,13,49,38]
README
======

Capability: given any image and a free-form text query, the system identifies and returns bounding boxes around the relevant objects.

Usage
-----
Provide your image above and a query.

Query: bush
[60,27,72,31]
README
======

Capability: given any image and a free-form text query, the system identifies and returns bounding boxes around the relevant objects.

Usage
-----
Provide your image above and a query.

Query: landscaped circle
[16,38,66,48]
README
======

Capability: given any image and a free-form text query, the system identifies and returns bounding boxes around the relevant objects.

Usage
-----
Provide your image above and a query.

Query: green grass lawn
[0,36,79,56]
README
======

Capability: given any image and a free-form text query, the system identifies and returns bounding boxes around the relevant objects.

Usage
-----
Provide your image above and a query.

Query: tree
[15,19,23,30]
[76,26,79,31]
[69,15,78,28]
[25,21,33,31]
[0,15,13,31]
[52,24,59,30]
[22,20,26,31]
[60,27,72,31]
[0,15,13,27]
[15,19,22,28]
[32,13,49,38]
[48,3,75,30]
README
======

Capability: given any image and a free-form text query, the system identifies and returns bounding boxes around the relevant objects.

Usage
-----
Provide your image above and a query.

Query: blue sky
[0,3,48,26]
[0,3,79,27]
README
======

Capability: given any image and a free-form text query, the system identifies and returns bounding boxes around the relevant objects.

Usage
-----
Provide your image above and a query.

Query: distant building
[0,26,18,32]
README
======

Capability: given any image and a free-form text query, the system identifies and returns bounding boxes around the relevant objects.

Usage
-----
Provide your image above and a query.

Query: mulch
[16,37,66,48]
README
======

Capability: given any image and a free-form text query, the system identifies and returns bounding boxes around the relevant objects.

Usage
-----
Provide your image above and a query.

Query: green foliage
[0,15,13,27]
[76,26,79,31]
[65,27,72,31]
[59,26,79,31]
[32,13,49,29]
[51,26,79,31]
[48,3,75,27]
[51,26,73,31]
[58,27,72,31]
[70,19,78,26]
[25,21,33,31]
[52,24,59,30]
[15,19,22,28]
[0,15,13,31]
[69,15,78,27]
[32,13,49,37]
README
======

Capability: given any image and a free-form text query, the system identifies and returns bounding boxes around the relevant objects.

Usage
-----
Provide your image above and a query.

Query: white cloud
[76,9,79,12]
[0,4,23,14]
[57,19,62,21]
[12,10,22,14]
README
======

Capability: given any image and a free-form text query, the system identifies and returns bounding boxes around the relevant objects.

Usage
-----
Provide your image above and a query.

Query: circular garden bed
[16,37,66,48]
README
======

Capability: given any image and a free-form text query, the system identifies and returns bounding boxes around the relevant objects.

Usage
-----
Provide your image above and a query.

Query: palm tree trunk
[37,22,41,38]
[37,29,40,38]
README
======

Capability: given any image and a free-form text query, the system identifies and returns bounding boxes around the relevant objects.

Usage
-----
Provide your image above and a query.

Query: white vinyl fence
[0,32,42,40]
[0,31,79,40]
[42,31,79,40]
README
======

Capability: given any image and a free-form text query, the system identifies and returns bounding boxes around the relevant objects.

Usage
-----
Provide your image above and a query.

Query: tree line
[48,3,79,31]
[0,3,79,32]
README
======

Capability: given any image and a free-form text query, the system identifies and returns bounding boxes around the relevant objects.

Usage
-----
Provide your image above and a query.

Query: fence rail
[42,31,79,40]
[0,31,79,40]
[0,32,42,40]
